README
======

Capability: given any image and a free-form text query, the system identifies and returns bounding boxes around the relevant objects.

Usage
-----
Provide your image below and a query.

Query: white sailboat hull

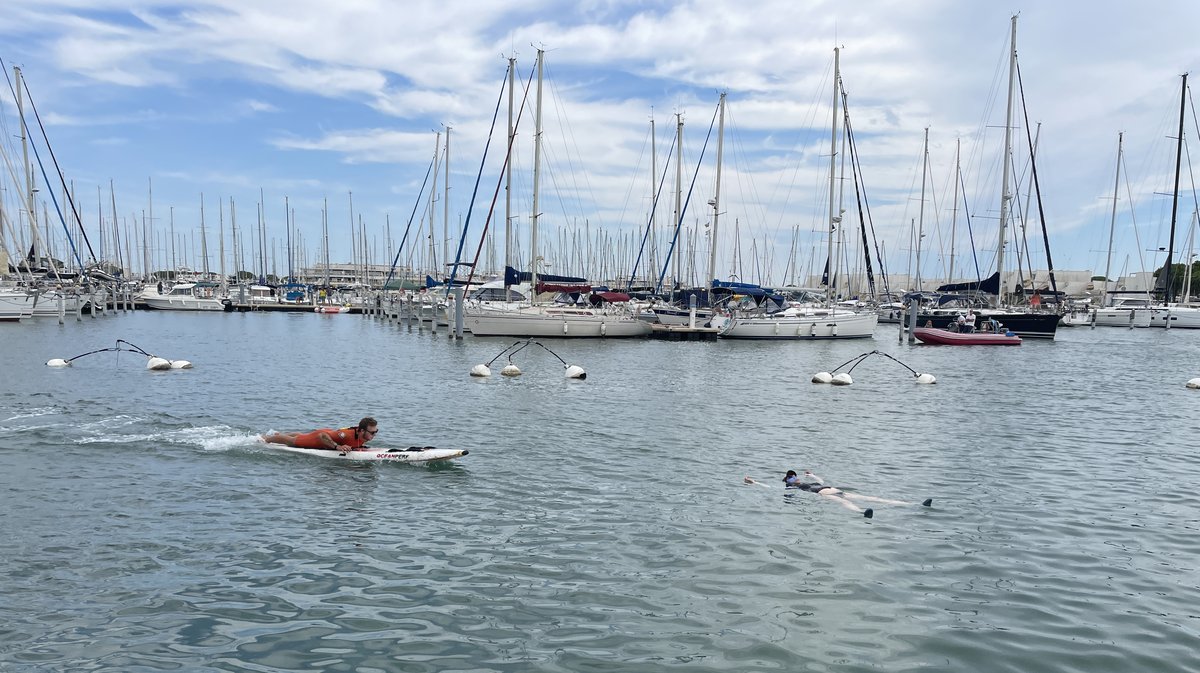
[29,291,85,316]
[0,291,36,320]
[1062,308,1152,328]
[466,306,652,338]
[715,309,878,339]
[1150,306,1200,328]
[142,295,227,311]
[0,293,30,321]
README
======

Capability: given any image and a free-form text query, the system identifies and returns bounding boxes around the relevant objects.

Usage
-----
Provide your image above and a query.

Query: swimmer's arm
[317,431,346,452]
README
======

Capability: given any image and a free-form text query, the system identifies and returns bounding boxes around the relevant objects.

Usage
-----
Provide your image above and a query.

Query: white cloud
[243,99,277,113]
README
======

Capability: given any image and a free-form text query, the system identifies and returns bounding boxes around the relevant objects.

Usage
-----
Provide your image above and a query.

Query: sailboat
[1146,73,1200,329]
[918,16,1061,339]
[464,50,651,338]
[713,47,878,340]
[3,64,92,318]
[1059,133,1152,328]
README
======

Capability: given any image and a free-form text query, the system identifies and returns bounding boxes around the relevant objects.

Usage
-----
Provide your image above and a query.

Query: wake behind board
[268,444,468,463]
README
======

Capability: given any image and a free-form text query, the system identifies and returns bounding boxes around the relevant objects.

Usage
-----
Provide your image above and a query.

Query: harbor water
[2,311,1198,672]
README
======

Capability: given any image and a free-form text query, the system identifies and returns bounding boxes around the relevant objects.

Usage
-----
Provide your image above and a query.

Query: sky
[2,0,1200,289]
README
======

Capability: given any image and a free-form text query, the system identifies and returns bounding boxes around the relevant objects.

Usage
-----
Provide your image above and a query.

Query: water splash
[74,425,260,451]
[3,406,61,421]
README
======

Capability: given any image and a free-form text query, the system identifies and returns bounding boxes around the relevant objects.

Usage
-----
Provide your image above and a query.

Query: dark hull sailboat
[915,309,1059,339]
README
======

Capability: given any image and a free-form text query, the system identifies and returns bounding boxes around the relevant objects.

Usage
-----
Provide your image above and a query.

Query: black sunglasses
[366,427,379,435]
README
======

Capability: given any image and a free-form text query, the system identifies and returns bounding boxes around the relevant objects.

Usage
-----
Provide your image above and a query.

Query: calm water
[1,311,1198,672]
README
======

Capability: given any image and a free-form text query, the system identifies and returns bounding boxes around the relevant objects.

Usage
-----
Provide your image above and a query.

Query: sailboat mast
[322,197,330,288]
[649,116,657,284]
[146,179,154,280]
[531,49,544,296]
[706,92,727,287]
[218,198,227,290]
[673,113,683,289]
[916,126,929,291]
[948,138,960,285]
[505,57,515,275]
[109,181,122,277]
[200,193,210,277]
[1164,72,1187,303]
[1103,133,1123,306]
[826,47,840,303]
[169,206,177,274]
[15,67,36,262]
[231,198,240,280]
[283,195,293,282]
[995,15,1018,308]
[444,125,451,275]
[429,131,440,281]
[259,188,268,281]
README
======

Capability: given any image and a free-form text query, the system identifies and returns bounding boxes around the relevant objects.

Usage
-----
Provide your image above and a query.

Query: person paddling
[744,470,932,518]
[262,417,379,455]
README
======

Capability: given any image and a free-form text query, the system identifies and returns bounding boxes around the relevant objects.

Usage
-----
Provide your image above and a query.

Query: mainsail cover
[504,265,587,286]
[936,271,1000,295]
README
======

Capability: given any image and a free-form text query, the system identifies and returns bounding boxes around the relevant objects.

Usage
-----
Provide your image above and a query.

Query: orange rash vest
[293,428,368,450]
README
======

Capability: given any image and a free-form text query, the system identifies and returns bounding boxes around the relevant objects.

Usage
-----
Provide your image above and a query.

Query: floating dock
[648,324,720,341]
[224,303,363,314]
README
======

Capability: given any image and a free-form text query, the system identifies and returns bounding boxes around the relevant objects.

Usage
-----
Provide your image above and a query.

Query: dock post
[453,287,464,340]
[906,300,918,344]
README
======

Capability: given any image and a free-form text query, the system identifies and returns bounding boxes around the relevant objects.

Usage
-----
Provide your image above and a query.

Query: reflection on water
[1,313,1198,672]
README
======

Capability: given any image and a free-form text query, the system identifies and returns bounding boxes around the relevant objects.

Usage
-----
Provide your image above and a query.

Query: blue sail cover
[503,265,587,286]
[711,279,784,305]
[712,279,776,294]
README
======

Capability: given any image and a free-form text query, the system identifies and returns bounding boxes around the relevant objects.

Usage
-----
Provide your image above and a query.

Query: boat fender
[811,371,833,384]
[169,360,193,369]
[501,363,522,377]
[146,356,171,370]
[600,322,606,336]
[470,364,492,377]
[831,323,838,337]
[562,323,569,334]
[831,372,853,386]
[564,365,586,380]
[915,373,937,384]
[1186,378,1200,389]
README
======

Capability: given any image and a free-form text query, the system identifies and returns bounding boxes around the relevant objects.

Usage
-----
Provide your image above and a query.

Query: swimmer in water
[743,470,932,518]
[262,417,378,455]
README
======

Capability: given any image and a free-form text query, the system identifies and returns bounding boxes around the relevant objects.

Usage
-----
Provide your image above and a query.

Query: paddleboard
[267,444,468,463]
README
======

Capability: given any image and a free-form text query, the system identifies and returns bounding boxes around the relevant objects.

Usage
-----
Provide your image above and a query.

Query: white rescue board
[268,444,468,463]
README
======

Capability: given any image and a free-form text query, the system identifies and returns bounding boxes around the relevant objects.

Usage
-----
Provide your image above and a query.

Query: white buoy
[811,371,833,384]
[501,363,522,377]
[1187,377,1200,389]
[169,360,193,369]
[915,373,937,384]
[470,364,492,377]
[46,358,71,367]
[830,372,853,386]
[564,364,587,379]
[146,356,172,370]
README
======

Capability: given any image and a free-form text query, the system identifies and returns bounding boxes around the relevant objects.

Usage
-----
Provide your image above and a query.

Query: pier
[648,324,720,341]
